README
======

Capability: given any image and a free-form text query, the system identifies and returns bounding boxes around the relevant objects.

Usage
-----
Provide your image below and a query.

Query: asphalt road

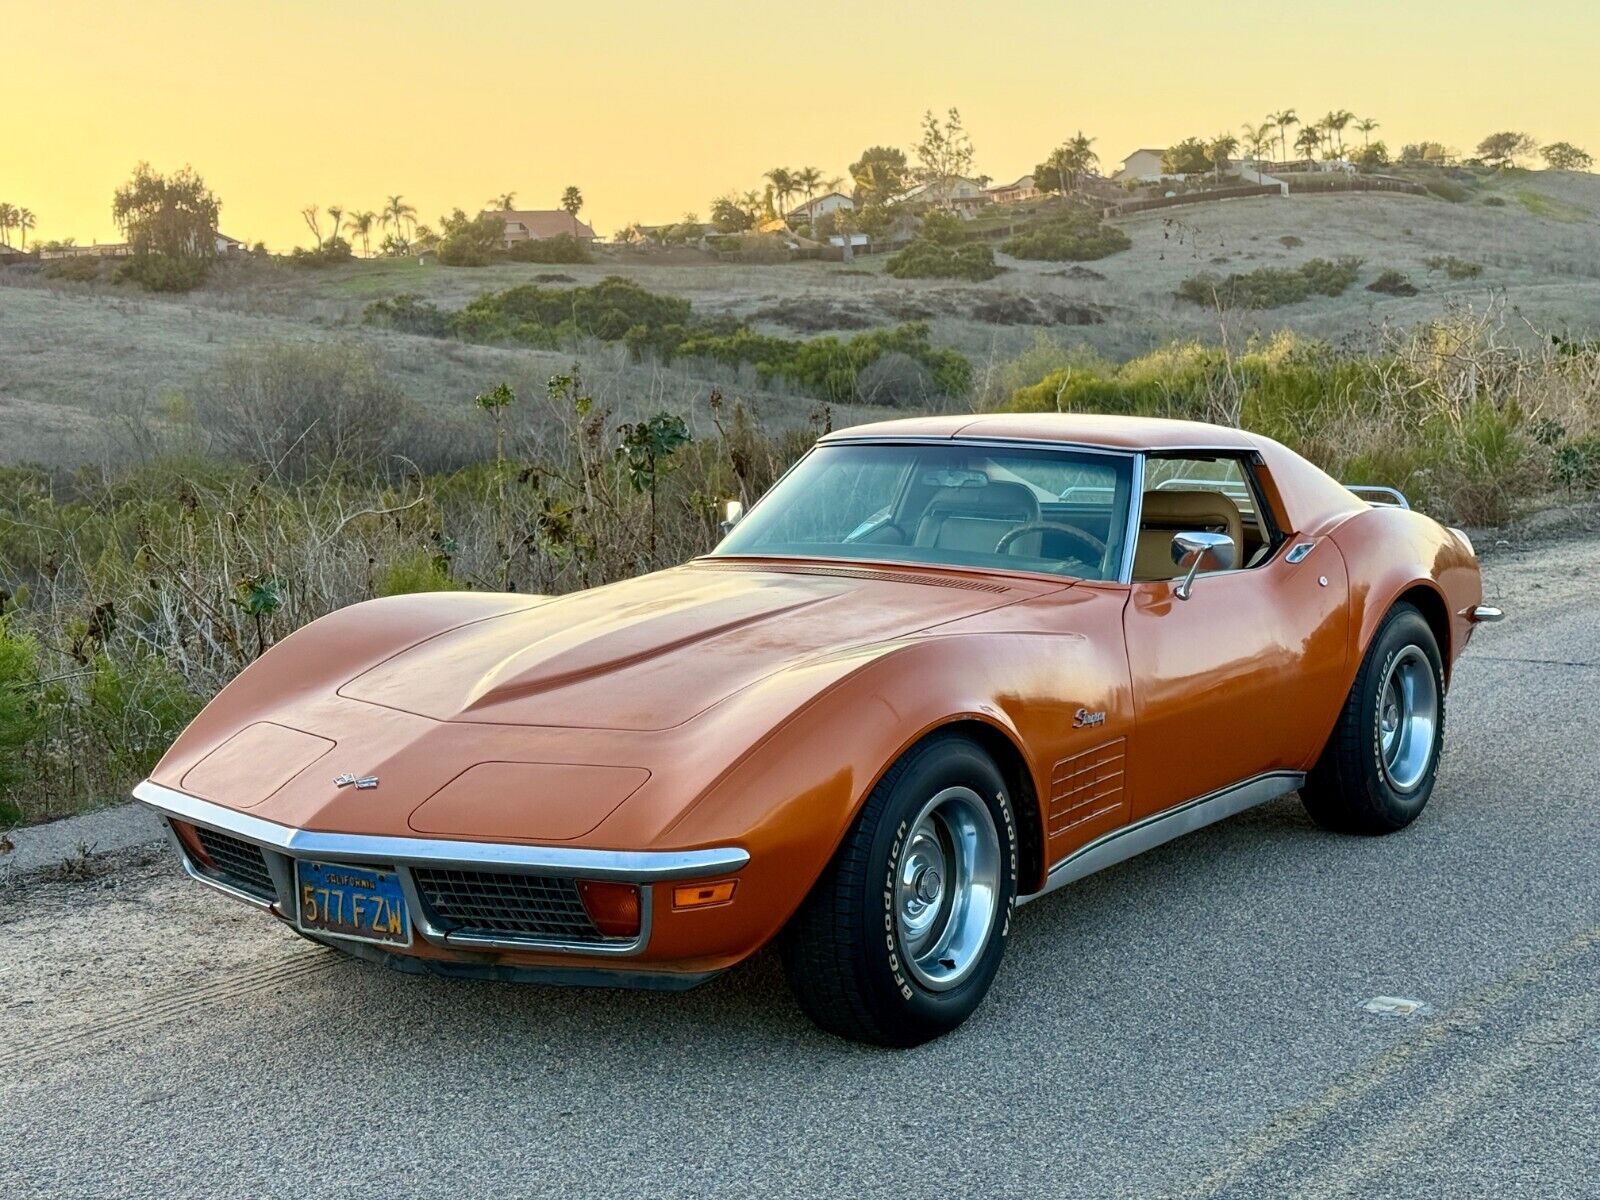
[3,529,1597,1199]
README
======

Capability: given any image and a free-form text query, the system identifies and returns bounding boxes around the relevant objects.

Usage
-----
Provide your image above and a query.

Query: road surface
[3,528,1596,1199]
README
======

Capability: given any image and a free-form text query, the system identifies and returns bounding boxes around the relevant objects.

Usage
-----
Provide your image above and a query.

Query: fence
[1282,176,1427,196]
[1104,185,1281,218]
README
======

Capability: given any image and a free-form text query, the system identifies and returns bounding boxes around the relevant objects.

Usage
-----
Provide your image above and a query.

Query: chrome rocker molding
[1021,770,1306,904]
[1470,605,1505,624]
[134,779,750,959]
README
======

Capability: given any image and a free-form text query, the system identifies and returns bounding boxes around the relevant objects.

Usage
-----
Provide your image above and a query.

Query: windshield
[712,442,1134,581]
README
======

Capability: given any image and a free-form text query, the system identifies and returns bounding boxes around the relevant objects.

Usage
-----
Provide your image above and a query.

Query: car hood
[338,560,1055,731]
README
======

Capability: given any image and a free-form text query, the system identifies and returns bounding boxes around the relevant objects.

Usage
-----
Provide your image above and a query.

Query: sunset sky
[6,0,1597,249]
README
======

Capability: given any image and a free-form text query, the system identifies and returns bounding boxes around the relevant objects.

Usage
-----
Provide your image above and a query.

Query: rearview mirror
[1170,531,1235,600]
[718,499,745,536]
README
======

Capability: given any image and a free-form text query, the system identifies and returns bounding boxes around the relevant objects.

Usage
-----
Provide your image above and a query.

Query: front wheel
[1302,602,1445,834]
[780,734,1018,1046]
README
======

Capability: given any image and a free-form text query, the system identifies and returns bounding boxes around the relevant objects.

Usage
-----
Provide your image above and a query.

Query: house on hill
[1111,149,1169,183]
[486,210,599,248]
[895,176,992,214]
[985,175,1039,205]
[787,192,854,224]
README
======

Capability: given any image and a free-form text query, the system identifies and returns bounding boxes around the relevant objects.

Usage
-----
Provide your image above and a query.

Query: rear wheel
[1302,602,1445,834]
[780,733,1018,1046]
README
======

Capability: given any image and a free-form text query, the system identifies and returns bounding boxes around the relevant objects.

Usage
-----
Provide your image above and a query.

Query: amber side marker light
[576,880,642,938]
[672,880,737,911]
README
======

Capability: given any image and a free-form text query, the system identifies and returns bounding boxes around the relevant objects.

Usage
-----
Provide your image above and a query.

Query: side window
[1134,455,1280,581]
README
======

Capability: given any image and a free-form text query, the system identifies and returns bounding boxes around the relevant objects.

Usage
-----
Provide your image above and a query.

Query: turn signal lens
[575,880,642,938]
[170,819,212,866]
[672,880,737,910]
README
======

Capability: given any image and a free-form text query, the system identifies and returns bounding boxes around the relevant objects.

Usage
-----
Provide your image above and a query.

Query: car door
[1122,453,1350,819]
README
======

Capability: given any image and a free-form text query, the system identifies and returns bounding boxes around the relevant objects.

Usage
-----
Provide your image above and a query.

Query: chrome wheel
[895,786,1001,992]
[1377,645,1439,792]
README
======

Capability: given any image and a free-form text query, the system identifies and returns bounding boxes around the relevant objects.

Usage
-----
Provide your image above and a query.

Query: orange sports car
[137,414,1502,1045]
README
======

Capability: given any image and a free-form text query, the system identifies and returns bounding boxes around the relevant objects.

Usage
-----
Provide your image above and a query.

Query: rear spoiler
[1345,484,1410,510]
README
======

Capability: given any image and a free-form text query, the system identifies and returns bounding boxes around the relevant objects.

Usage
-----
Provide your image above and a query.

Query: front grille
[412,868,605,943]
[192,826,277,901]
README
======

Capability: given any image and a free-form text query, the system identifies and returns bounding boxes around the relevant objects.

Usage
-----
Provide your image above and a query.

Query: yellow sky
[4,0,1597,249]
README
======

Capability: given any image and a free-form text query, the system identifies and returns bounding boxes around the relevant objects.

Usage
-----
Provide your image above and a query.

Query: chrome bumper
[134,780,749,958]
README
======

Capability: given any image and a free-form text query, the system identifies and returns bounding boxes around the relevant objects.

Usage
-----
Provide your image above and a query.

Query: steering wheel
[995,521,1108,568]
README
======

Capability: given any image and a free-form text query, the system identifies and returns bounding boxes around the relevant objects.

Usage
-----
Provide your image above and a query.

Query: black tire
[1302,602,1445,834]
[780,733,1018,1047]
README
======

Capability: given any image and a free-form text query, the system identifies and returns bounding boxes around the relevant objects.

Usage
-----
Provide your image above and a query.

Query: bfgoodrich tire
[1302,602,1445,835]
[780,733,1018,1047]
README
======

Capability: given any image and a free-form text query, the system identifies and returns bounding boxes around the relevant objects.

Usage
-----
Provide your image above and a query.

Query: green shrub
[506,234,591,264]
[886,211,1002,281]
[1423,255,1482,280]
[113,253,209,292]
[1367,270,1418,297]
[289,237,355,267]
[1482,195,1507,207]
[886,239,1001,281]
[1555,434,1600,489]
[436,211,507,266]
[375,550,466,596]
[43,256,104,283]
[0,620,44,804]
[450,276,694,344]
[1001,211,1131,262]
[675,321,971,403]
[79,653,203,786]
[1177,257,1362,309]
[1424,178,1471,203]
[364,293,450,337]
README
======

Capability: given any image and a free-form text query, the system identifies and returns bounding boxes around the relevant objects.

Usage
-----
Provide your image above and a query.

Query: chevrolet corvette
[136,413,1502,1045]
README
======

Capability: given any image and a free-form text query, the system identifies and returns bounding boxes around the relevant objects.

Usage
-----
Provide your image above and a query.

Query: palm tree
[1354,117,1380,148]
[1323,110,1354,157]
[764,168,796,217]
[794,166,824,204]
[1209,133,1240,182]
[1295,126,1322,162]
[348,210,376,257]
[0,202,14,247]
[560,186,583,216]
[383,194,416,247]
[738,189,765,223]
[1062,131,1099,190]
[17,207,35,249]
[1241,122,1274,164]
[492,192,517,210]
[1271,109,1299,162]
[326,205,345,245]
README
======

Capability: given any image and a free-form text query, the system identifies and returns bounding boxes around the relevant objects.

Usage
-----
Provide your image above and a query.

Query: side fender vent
[1049,737,1127,837]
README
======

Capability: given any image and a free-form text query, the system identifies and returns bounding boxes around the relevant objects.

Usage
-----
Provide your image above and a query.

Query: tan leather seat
[1133,490,1244,581]
[913,481,1040,556]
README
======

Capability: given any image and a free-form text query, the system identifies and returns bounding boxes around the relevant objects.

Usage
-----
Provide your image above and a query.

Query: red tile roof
[488,210,598,240]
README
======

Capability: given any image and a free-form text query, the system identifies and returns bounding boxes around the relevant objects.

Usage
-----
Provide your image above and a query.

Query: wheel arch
[1394,583,1452,675]
[929,718,1046,897]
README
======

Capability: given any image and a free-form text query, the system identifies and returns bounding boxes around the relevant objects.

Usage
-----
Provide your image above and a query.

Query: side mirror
[1170,531,1236,600]
[718,499,745,536]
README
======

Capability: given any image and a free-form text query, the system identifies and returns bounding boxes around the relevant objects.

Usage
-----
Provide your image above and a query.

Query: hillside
[3,169,1598,467]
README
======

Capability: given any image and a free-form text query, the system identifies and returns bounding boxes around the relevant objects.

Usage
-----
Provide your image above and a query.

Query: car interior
[720,445,1284,585]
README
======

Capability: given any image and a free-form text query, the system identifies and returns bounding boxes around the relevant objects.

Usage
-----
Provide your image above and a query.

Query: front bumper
[134,780,750,965]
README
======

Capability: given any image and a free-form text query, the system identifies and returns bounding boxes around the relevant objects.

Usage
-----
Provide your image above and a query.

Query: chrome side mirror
[718,498,745,536]
[1171,531,1235,600]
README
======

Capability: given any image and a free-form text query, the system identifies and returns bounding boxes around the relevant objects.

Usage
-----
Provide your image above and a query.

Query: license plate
[295,861,412,947]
